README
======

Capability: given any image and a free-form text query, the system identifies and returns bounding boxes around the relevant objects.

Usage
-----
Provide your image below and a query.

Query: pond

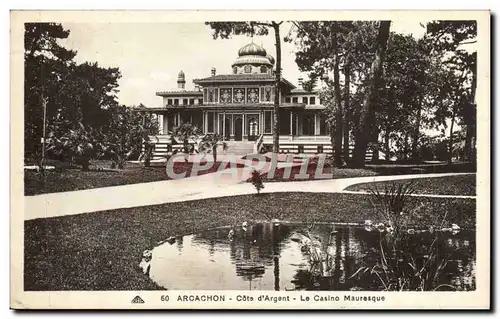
[140,222,475,291]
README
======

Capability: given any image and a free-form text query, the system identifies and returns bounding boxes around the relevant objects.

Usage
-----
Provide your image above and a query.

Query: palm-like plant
[198,133,228,162]
[170,123,201,155]
[369,181,416,232]
[47,121,102,171]
[351,181,458,291]
[103,105,159,168]
[139,136,158,167]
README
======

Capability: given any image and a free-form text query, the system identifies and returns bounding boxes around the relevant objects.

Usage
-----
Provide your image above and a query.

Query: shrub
[102,105,159,169]
[250,169,264,195]
[170,123,201,154]
[47,121,102,171]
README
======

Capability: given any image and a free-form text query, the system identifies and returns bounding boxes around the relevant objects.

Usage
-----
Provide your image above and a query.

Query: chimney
[298,77,303,88]
[211,67,216,77]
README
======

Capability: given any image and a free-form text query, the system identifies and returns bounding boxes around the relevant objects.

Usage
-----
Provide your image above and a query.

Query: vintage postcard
[10,10,490,310]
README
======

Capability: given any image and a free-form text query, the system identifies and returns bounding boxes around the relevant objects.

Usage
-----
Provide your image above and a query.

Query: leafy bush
[198,133,227,162]
[47,121,102,171]
[170,123,201,154]
[102,105,158,169]
[250,169,264,195]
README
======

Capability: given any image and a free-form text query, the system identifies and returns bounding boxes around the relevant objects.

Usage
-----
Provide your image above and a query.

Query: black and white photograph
[10,10,490,310]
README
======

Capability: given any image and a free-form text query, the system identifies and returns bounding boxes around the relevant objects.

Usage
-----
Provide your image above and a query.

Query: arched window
[244,65,252,73]
[233,66,237,74]
[260,65,267,73]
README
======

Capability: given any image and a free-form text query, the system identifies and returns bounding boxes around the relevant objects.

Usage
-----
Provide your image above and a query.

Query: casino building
[140,42,335,159]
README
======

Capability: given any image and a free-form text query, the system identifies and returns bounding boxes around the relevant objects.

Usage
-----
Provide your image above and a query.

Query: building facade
[142,42,334,157]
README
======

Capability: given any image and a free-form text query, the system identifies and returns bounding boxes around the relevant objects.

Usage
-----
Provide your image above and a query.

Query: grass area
[24,160,244,195]
[257,161,476,182]
[259,163,378,182]
[24,192,476,290]
[345,174,476,196]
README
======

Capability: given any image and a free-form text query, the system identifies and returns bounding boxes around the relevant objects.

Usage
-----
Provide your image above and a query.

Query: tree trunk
[333,51,343,167]
[343,60,351,162]
[81,157,90,171]
[464,111,475,161]
[272,22,281,154]
[213,144,218,162]
[464,54,476,162]
[371,125,380,162]
[384,128,390,161]
[403,131,409,161]
[384,87,395,162]
[329,122,335,161]
[353,21,391,168]
[448,107,456,165]
[411,100,422,162]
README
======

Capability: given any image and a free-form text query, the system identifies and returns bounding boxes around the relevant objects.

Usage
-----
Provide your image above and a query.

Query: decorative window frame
[219,87,233,104]
[232,87,246,104]
[246,86,260,104]
[260,86,275,104]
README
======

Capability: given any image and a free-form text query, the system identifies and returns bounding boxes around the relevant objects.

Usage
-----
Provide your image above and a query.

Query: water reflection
[142,222,475,291]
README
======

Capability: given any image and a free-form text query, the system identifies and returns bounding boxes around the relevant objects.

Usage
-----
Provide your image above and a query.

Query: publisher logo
[131,296,145,304]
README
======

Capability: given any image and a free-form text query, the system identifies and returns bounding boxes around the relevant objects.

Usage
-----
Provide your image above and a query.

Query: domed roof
[238,42,267,57]
[231,55,273,67]
[266,54,275,65]
[178,70,185,79]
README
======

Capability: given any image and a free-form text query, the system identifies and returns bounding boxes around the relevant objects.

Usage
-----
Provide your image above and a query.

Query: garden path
[24,170,474,220]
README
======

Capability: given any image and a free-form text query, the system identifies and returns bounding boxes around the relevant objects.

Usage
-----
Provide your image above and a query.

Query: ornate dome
[178,70,185,79]
[238,42,267,57]
[266,54,275,65]
[233,42,273,68]
[232,55,272,67]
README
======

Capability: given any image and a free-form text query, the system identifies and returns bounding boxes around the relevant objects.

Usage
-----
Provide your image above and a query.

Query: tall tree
[292,21,378,165]
[426,20,477,162]
[206,21,283,153]
[24,23,122,168]
[379,33,433,162]
[24,23,77,160]
[352,21,391,167]
[343,58,351,160]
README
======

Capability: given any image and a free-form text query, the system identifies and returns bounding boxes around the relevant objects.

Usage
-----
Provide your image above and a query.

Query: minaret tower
[177,70,186,89]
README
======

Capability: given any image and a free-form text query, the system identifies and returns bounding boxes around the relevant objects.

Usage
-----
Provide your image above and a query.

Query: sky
[60,20,432,107]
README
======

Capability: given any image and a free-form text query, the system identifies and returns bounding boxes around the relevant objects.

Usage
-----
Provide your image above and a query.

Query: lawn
[24,160,244,195]
[259,163,379,182]
[345,174,476,196]
[257,161,476,182]
[25,158,476,195]
[24,192,476,291]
